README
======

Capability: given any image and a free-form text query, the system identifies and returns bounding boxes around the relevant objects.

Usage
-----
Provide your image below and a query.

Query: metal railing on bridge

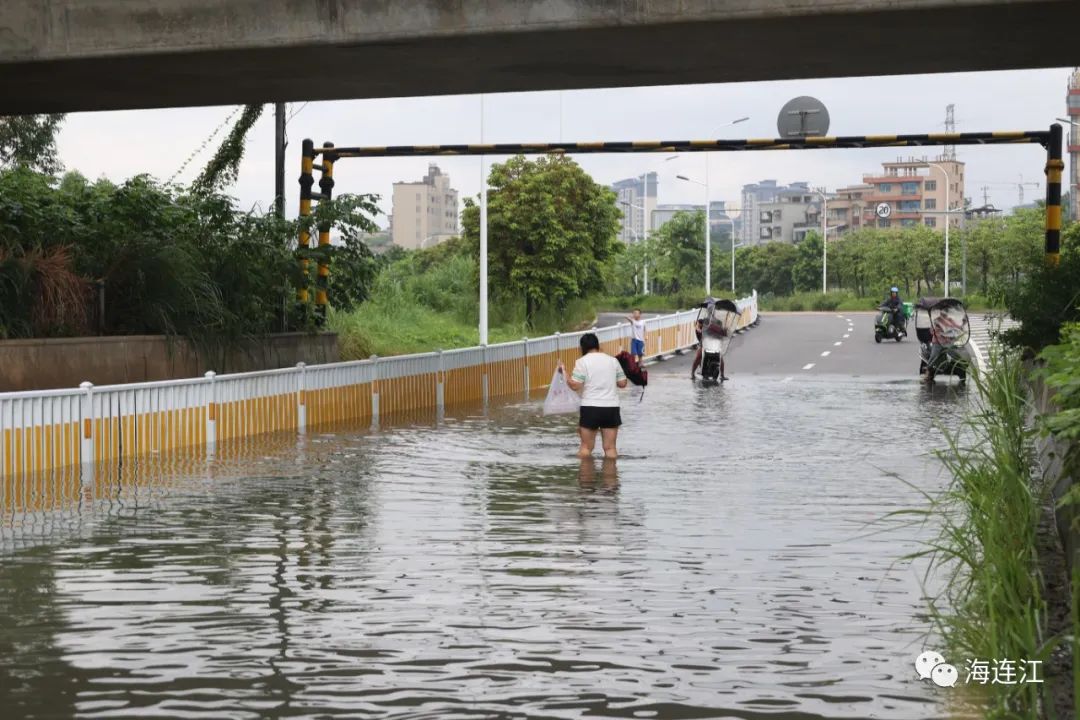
[0,292,758,495]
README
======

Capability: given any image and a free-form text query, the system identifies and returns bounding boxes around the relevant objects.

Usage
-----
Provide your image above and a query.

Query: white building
[390,164,460,249]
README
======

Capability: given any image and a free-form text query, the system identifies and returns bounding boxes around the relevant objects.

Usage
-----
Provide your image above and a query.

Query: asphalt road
[643,311,919,379]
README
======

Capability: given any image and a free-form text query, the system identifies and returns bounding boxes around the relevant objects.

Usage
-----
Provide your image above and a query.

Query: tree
[0,115,65,174]
[611,233,655,295]
[792,232,824,292]
[0,166,380,343]
[461,155,622,324]
[649,211,706,295]
[733,242,798,297]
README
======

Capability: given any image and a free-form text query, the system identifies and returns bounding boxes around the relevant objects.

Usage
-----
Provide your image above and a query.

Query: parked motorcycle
[914,297,971,383]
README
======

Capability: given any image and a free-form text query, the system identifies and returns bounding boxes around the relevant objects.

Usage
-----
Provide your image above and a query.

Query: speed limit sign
[875,202,892,219]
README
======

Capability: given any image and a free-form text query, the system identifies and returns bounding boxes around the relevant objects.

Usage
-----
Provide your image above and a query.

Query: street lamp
[719,216,736,292]
[807,189,829,293]
[670,116,750,295]
[925,162,952,294]
[919,206,968,293]
[618,199,650,295]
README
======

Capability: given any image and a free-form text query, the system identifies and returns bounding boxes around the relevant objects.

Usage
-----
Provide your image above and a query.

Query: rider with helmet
[883,286,905,335]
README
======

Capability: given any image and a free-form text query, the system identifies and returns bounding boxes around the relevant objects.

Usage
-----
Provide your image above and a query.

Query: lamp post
[720,216,736,292]
[925,161,951,294]
[920,207,967,295]
[807,189,829,293]
[670,116,749,295]
[675,173,711,295]
[479,94,488,346]
[618,199,649,295]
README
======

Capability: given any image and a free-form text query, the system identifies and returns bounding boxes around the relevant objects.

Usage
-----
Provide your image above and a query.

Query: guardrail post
[296,363,307,434]
[522,337,530,399]
[370,355,380,430]
[435,350,445,421]
[204,371,217,457]
[481,344,489,407]
[79,381,95,486]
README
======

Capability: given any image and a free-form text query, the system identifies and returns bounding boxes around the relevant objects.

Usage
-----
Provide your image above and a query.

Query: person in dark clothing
[884,286,905,334]
[691,319,703,378]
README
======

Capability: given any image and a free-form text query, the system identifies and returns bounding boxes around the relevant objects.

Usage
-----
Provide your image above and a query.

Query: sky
[54,66,1076,228]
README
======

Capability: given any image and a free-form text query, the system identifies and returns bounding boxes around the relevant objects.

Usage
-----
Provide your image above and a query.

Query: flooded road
[0,315,974,719]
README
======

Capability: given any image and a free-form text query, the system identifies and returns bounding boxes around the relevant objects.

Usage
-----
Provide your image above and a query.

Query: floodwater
[0,373,974,719]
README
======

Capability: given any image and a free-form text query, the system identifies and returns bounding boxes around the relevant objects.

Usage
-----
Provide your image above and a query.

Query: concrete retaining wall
[0,333,339,392]
[1028,368,1080,577]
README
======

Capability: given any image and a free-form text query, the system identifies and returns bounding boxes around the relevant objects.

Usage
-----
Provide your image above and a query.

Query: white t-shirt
[629,319,646,342]
[571,352,626,408]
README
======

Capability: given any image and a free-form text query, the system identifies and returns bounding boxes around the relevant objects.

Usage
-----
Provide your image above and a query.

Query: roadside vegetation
[909,347,1053,719]
[902,225,1080,719]
[328,236,598,358]
[0,112,381,359]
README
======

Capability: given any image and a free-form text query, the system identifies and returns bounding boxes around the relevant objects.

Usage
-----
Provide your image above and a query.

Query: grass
[898,347,1057,718]
[759,291,1002,313]
[329,297,600,359]
[593,294,700,313]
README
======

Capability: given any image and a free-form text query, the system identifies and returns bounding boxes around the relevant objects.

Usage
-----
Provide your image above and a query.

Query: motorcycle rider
[690,317,728,381]
[883,286,905,336]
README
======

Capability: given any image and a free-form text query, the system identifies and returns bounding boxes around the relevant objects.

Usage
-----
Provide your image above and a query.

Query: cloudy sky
[55,66,1075,227]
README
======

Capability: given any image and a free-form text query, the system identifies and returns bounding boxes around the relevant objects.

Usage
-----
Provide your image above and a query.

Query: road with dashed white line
[647,311,918,380]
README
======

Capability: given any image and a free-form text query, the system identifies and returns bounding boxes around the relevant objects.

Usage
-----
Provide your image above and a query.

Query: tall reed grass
[902,347,1055,718]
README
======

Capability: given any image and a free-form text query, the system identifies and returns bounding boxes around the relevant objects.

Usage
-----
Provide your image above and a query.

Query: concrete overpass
[0,0,1078,114]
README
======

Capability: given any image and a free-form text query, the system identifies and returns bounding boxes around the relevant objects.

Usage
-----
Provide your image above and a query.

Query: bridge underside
[0,1,1078,114]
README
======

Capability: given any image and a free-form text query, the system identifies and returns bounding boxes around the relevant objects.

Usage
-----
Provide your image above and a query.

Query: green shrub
[1001,249,1080,353]
[902,348,1054,718]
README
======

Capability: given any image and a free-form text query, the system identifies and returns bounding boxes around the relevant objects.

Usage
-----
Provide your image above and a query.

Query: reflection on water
[0,375,971,718]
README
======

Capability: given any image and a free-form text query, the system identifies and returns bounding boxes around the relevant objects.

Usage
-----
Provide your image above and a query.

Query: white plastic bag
[543,367,581,415]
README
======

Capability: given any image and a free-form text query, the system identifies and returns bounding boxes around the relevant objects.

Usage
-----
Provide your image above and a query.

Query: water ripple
[0,375,972,718]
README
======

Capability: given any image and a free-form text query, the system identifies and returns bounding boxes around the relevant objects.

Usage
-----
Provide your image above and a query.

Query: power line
[286,102,309,124]
[167,106,243,184]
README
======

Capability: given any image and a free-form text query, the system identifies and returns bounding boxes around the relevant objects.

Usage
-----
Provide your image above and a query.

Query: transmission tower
[943,104,956,161]
[1016,174,1039,205]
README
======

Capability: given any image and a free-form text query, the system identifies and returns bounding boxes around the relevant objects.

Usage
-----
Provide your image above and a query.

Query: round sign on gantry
[876,202,892,219]
[777,97,831,138]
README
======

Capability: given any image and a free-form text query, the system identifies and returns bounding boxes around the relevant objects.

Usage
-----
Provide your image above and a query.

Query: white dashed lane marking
[802,363,815,371]
[834,341,842,346]
[821,351,831,357]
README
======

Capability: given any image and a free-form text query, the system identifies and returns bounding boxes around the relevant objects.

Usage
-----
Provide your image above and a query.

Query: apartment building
[858,157,965,231]
[612,172,658,243]
[390,164,460,250]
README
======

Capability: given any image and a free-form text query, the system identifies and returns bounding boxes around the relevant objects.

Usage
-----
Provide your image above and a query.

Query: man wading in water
[557,333,627,459]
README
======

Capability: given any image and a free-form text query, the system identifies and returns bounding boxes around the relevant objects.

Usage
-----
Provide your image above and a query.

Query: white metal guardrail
[0,291,757,487]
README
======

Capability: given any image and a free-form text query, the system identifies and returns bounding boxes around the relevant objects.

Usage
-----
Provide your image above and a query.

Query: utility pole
[274,102,286,218]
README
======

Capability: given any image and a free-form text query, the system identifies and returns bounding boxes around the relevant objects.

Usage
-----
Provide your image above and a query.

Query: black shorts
[579,406,622,430]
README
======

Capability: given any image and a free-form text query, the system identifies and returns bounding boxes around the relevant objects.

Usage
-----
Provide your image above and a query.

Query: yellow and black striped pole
[315,141,336,326]
[1045,123,1064,266]
[297,139,316,307]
